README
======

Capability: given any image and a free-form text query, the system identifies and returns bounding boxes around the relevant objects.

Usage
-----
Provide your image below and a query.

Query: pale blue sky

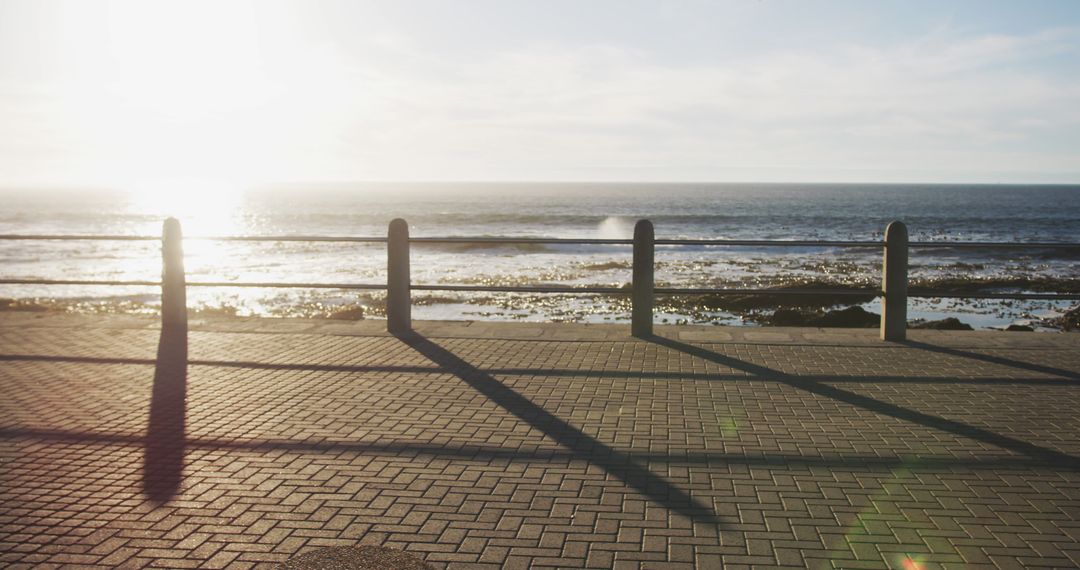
[1,0,1079,187]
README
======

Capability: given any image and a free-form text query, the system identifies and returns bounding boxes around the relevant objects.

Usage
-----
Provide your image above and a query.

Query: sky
[1,0,1079,188]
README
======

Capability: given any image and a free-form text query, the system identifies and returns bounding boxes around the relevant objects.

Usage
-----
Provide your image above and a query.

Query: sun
[77,2,292,192]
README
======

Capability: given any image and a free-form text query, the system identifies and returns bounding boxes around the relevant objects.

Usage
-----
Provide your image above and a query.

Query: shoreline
[5,271,1079,331]
[2,300,1077,333]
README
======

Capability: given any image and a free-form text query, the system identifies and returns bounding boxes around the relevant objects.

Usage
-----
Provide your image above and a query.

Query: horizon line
[2,179,1080,192]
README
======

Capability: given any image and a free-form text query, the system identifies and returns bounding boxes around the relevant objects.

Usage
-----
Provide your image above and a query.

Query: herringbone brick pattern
[1,317,1078,568]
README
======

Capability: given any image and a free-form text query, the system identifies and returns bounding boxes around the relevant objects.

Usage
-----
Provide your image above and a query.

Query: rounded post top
[389,218,409,237]
[634,218,654,239]
[884,220,907,243]
[163,217,182,240]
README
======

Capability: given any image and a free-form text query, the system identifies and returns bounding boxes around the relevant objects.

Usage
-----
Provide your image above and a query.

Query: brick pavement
[1,313,1078,568]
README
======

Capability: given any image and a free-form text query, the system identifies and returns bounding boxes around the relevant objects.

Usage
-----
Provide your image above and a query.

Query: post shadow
[142,323,188,503]
[646,335,1080,469]
[399,332,723,526]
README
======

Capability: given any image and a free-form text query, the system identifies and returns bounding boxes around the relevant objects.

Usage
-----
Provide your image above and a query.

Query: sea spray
[596,216,635,240]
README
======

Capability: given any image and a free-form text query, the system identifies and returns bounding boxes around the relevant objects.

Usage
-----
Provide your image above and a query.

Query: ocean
[2,183,1078,329]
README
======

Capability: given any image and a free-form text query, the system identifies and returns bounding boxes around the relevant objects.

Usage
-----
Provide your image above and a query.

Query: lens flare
[899,554,927,569]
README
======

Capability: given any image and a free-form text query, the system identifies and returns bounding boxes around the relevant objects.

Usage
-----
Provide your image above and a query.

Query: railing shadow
[5,331,1078,507]
[646,335,1080,469]
[3,330,1080,517]
[143,324,187,503]
[2,353,1077,387]
[902,340,1080,381]
[4,425,1075,471]
[400,332,724,526]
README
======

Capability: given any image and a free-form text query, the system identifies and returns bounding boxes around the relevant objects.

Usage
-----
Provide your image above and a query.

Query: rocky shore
[3,269,1077,331]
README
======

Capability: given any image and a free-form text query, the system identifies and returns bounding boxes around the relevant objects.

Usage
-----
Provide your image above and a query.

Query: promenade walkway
[1,312,1078,569]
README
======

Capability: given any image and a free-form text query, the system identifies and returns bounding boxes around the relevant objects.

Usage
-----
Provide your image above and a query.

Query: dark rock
[812,306,880,328]
[910,276,1080,295]
[912,317,973,330]
[329,306,365,320]
[671,282,878,313]
[280,545,431,570]
[1055,305,1080,331]
[1005,324,1034,332]
[769,309,809,326]
[768,306,880,328]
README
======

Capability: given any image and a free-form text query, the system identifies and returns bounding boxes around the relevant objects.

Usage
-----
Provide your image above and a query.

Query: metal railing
[2,218,1078,341]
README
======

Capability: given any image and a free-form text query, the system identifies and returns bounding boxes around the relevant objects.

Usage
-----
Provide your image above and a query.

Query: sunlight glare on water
[124,179,249,289]
[125,178,245,237]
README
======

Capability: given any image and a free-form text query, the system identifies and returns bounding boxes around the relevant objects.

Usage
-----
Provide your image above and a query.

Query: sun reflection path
[124,178,270,309]
[125,179,247,237]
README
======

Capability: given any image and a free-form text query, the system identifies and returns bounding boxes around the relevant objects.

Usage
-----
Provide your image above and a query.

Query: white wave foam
[596,216,635,240]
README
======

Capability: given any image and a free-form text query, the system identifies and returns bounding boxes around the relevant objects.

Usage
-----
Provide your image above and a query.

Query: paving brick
[2,315,1079,568]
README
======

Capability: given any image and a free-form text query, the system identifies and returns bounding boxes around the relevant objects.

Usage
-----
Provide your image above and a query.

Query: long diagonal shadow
[401,333,724,525]
[903,340,1080,381]
[143,325,187,503]
[4,354,1076,387]
[648,335,1080,469]
[9,331,1075,505]
[5,425,1076,471]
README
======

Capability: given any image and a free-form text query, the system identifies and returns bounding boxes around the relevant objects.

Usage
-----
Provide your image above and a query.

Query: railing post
[387,218,411,335]
[161,217,186,330]
[881,220,908,341]
[631,219,654,337]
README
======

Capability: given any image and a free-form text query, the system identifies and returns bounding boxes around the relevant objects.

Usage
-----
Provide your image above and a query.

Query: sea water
[1,183,1078,328]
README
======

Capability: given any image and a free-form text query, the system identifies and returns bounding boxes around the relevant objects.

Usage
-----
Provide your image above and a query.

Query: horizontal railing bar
[197,236,388,243]
[0,278,162,286]
[909,291,1080,300]
[408,237,631,245]
[655,287,880,296]
[0,234,160,241]
[909,241,1080,249]
[0,279,386,290]
[3,234,1079,250]
[0,234,389,243]
[411,284,626,293]
[5,279,1078,301]
[654,239,882,247]
[187,282,386,290]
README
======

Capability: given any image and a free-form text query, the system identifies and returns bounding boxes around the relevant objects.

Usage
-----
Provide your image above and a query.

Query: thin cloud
[1,2,1078,184]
